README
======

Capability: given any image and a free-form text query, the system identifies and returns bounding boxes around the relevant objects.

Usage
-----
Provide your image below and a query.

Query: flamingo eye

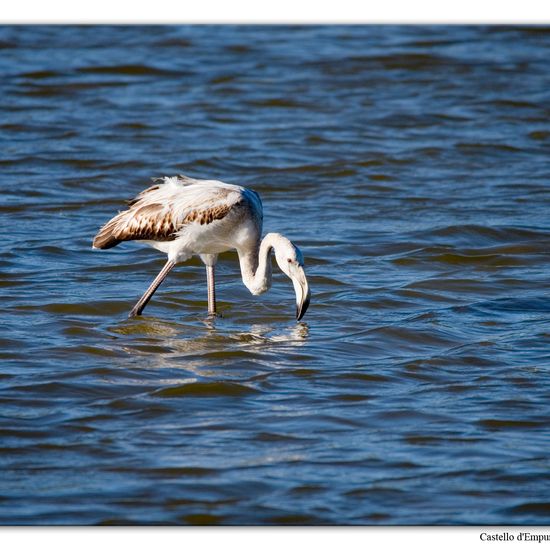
[287,258,292,263]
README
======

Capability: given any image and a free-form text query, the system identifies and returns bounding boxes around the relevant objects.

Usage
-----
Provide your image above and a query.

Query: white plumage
[93,174,310,320]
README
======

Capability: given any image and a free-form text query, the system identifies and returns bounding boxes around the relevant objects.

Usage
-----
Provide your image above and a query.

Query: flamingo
[92,174,311,320]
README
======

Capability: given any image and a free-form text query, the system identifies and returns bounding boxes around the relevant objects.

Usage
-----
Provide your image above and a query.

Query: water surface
[1,25,550,525]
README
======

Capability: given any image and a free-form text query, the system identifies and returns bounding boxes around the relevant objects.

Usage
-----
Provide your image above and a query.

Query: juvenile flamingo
[92,174,311,320]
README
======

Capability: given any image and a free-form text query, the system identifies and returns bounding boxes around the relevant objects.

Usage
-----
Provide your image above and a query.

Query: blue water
[1,25,549,525]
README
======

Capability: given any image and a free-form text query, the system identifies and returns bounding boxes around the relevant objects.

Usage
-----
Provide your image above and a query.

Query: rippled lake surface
[1,25,550,525]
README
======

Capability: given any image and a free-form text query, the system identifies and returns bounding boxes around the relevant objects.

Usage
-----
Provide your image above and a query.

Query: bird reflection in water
[109,316,309,368]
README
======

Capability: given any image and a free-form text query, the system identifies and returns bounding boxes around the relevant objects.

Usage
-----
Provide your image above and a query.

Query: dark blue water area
[0,25,549,525]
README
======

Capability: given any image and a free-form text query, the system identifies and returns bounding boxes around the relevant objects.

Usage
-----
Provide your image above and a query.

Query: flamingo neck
[238,233,281,296]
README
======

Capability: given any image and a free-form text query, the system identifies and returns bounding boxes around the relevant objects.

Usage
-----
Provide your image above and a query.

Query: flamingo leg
[129,259,176,318]
[206,264,217,316]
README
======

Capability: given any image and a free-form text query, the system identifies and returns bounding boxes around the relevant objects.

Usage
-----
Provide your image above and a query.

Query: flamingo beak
[292,266,310,321]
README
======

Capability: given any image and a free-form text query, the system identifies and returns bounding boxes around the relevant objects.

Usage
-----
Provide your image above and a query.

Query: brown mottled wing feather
[93,179,239,250]
[93,202,178,249]
[181,203,233,225]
